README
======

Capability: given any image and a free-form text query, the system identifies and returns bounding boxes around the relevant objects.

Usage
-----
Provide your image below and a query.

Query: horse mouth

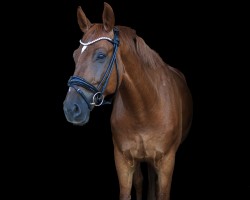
[72,120,89,126]
[64,113,90,126]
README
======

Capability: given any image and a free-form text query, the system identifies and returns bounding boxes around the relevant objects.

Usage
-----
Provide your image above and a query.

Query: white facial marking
[81,46,87,53]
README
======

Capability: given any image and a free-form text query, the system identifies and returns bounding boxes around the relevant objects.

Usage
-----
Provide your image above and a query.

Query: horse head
[63,3,122,125]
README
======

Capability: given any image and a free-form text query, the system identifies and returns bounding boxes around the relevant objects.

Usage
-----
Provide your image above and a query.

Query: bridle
[67,27,120,111]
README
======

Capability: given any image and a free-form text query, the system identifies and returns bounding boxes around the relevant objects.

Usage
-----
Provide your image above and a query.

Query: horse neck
[116,55,169,117]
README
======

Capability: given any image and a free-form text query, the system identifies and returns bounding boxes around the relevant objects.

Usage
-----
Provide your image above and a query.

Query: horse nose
[63,102,82,118]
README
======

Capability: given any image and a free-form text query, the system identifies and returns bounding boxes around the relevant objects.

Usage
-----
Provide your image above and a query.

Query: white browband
[80,37,113,53]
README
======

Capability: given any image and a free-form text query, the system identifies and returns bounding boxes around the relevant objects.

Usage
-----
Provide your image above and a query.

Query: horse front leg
[155,151,176,200]
[114,148,136,200]
[133,163,143,200]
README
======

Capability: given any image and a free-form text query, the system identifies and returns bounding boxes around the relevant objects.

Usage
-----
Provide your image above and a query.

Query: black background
[5,0,249,199]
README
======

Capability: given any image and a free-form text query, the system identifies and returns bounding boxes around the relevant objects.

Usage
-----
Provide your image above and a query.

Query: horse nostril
[63,102,81,116]
[72,103,81,117]
[72,103,78,112]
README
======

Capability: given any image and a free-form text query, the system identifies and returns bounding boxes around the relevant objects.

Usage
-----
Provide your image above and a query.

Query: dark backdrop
[6,0,248,199]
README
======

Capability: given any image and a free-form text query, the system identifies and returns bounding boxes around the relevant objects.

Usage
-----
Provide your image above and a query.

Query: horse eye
[96,52,106,60]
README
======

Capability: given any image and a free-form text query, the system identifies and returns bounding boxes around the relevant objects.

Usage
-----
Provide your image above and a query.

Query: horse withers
[63,2,193,200]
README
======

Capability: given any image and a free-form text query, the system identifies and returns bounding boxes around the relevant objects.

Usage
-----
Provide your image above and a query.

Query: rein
[67,27,120,110]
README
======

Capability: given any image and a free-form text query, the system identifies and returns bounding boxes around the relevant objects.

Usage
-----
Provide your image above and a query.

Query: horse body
[63,2,193,200]
[110,38,192,199]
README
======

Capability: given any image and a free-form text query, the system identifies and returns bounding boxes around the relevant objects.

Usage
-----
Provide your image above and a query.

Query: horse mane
[118,26,167,70]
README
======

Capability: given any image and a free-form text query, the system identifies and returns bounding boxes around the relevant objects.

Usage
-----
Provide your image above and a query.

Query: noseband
[67,27,119,110]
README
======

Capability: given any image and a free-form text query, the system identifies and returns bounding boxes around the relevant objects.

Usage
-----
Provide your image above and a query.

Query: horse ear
[77,6,92,33]
[102,2,115,32]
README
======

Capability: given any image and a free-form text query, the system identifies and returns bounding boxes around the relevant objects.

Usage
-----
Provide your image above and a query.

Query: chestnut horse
[63,2,193,200]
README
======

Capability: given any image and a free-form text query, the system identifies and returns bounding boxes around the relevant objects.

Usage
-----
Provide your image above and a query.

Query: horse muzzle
[63,91,91,125]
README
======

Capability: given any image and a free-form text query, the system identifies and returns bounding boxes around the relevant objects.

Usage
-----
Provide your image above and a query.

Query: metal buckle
[90,92,104,106]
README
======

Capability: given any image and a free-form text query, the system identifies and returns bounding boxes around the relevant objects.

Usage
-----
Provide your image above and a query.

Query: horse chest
[112,125,171,162]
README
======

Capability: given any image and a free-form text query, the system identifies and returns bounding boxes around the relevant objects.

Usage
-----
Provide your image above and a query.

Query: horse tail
[147,164,157,200]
